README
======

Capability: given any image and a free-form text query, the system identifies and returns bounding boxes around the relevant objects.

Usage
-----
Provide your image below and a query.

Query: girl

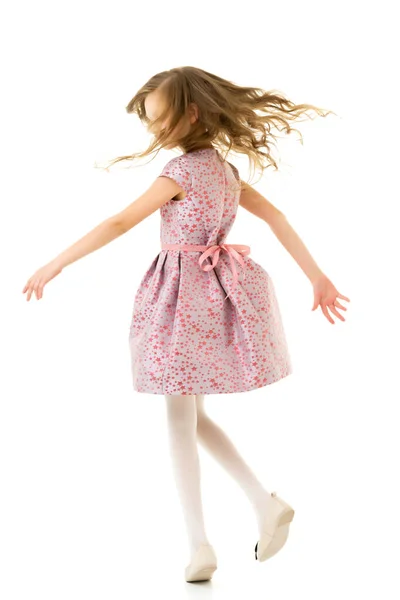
[22,66,350,583]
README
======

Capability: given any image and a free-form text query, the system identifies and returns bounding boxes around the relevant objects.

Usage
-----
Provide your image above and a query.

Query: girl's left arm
[52,217,124,270]
[22,175,184,301]
[52,175,183,270]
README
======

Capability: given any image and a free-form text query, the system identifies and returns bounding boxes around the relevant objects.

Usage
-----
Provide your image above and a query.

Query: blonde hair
[103,66,337,179]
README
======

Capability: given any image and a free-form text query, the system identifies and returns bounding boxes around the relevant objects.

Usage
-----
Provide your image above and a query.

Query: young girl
[22,66,350,583]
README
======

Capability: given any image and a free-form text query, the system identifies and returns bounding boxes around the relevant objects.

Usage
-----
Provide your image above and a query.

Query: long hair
[102,66,337,179]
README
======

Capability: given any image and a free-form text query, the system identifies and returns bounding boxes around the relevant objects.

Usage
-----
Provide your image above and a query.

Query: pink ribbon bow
[161,243,251,301]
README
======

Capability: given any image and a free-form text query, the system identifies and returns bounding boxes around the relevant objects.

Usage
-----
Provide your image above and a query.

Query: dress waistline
[161,243,251,302]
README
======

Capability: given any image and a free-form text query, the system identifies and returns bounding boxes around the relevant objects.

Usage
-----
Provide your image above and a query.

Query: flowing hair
[101,66,337,180]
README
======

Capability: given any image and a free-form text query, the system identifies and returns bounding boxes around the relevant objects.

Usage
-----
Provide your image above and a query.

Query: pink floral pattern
[129,148,293,395]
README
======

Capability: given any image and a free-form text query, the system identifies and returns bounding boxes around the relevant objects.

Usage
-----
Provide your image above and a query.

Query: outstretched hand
[22,261,63,301]
[312,275,350,324]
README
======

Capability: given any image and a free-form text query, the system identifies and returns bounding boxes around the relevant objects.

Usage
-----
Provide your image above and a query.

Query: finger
[312,295,321,311]
[36,280,44,300]
[337,293,350,302]
[334,300,347,311]
[321,303,335,324]
[32,281,39,300]
[328,304,345,322]
[23,280,31,294]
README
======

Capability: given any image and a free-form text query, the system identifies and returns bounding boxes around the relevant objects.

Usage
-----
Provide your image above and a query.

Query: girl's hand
[311,275,350,324]
[22,261,63,301]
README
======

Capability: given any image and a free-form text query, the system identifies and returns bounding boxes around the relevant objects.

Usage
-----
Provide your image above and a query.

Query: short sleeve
[227,161,240,182]
[159,155,192,197]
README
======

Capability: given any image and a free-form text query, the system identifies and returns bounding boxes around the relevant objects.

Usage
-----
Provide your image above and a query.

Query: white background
[1,0,399,597]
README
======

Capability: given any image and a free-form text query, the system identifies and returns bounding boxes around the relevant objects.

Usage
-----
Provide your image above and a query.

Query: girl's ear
[188,102,199,124]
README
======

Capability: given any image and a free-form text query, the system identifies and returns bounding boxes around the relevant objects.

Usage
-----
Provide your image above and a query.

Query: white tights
[164,393,272,559]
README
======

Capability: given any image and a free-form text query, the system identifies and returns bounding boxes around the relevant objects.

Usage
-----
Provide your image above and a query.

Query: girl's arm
[22,175,183,301]
[268,213,324,284]
[52,217,124,270]
[239,181,323,284]
[52,176,183,270]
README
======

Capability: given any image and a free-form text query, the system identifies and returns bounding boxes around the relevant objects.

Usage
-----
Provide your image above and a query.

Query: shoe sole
[257,507,295,562]
[185,565,217,582]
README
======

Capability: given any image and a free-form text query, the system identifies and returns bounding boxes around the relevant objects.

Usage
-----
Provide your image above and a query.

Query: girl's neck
[184,146,215,154]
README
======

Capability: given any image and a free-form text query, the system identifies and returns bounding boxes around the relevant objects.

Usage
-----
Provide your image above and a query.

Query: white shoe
[185,544,218,582]
[255,491,295,562]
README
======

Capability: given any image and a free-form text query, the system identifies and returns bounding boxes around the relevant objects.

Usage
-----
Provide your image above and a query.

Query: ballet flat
[185,544,218,582]
[254,491,295,562]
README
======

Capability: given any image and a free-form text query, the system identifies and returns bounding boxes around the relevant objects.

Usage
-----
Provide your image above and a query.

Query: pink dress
[129,148,293,395]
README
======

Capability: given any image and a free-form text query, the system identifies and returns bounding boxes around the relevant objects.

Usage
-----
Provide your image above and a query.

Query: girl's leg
[165,394,211,559]
[195,393,272,534]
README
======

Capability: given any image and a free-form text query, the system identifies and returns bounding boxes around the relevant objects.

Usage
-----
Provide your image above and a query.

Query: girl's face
[144,89,197,149]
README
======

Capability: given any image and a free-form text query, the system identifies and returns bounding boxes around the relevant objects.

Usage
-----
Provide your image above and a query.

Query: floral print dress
[128,148,293,395]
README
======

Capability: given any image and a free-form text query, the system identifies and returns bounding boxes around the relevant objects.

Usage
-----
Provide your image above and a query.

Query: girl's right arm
[238,181,323,283]
[239,180,351,324]
[238,181,284,227]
